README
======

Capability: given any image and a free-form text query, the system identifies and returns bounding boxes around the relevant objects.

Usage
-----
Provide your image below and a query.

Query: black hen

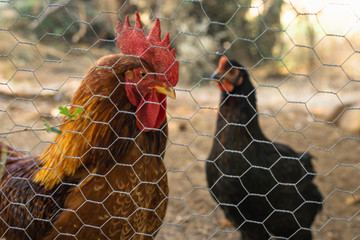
[206,57,322,240]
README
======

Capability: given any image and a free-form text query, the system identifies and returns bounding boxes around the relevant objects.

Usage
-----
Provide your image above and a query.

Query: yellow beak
[153,85,176,100]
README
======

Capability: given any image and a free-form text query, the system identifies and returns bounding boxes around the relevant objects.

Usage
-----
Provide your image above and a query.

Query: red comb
[116,12,178,87]
[218,56,230,70]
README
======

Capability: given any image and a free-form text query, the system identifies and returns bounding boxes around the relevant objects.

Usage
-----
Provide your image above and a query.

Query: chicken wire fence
[0,0,360,239]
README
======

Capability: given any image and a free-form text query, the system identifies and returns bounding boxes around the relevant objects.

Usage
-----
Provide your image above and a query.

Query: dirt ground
[0,54,360,239]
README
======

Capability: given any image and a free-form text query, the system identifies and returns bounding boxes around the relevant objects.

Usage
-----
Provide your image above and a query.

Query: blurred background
[1,0,360,84]
[1,0,360,239]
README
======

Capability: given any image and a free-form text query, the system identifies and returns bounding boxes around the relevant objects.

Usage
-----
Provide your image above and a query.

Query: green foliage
[58,106,70,117]
[42,119,62,134]
[58,106,83,120]
[42,106,84,134]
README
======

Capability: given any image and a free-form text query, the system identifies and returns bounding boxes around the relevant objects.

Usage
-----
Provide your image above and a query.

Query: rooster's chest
[51,142,168,239]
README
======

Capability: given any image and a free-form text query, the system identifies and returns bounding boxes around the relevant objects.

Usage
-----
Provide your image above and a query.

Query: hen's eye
[140,71,146,77]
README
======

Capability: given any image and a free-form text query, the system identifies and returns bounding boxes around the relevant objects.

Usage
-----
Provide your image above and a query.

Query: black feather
[206,59,322,240]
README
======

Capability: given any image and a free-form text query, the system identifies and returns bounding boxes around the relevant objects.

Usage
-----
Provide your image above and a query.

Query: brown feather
[0,54,169,239]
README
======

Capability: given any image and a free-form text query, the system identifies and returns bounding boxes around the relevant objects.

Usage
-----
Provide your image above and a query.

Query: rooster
[206,57,322,240]
[0,12,178,240]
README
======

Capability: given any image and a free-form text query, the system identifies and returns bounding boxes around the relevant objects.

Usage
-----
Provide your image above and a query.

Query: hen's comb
[218,56,231,71]
[116,12,178,86]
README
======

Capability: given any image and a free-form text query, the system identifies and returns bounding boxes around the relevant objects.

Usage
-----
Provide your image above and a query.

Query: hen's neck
[216,89,266,144]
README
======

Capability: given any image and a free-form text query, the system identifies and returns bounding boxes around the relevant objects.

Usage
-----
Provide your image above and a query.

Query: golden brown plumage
[0,13,178,240]
[0,54,169,240]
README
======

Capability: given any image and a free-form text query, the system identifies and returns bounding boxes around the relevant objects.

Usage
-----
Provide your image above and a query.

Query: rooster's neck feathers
[33,55,143,190]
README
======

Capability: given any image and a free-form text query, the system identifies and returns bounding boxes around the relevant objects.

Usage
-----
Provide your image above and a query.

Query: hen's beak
[153,85,176,100]
[211,71,222,80]
[210,71,223,82]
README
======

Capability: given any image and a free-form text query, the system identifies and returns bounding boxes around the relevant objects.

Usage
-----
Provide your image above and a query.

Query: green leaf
[42,119,51,132]
[74,107,83,115]
[42,119,62,134]
[49,127,62,134]
[58,106,70,117]
[70,107,83,119]
[59,106,83,120]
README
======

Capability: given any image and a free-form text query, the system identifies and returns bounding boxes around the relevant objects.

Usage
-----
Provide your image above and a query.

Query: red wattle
[125,79,167,132]
[135,91,166,131]
[216,81,234,93]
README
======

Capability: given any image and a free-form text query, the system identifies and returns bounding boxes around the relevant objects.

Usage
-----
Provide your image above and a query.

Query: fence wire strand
[0,0,360,239]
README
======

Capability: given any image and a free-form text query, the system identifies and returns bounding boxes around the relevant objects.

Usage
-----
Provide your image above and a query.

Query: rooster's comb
[116,12,178,86]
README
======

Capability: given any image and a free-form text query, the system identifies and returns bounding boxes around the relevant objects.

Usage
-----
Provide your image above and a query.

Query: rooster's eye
[140,71,146,77]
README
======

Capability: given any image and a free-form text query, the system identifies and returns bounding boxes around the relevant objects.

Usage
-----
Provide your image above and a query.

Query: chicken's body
[206,58,322,240]
[0,54,168,239]
[0,13,179,240]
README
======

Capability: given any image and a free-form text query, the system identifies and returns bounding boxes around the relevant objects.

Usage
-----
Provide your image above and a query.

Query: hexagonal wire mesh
[0,0,360,239]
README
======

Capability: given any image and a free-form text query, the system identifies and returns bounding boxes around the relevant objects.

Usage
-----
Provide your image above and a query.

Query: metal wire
[0,0,360,239]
